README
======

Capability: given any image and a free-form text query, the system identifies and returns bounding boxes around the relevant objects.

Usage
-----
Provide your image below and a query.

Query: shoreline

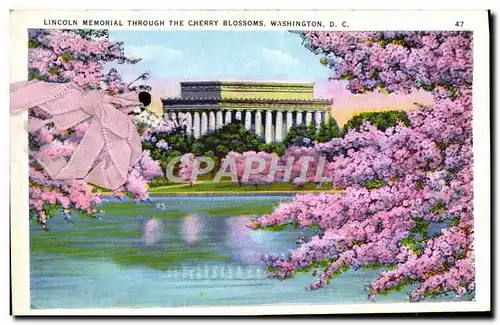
[100,190,336,197]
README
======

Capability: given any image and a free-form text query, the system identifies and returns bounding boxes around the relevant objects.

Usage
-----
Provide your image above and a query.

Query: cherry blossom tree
[27,29,162,228]
[178,153,196,184]
[214,151,275,188]
[250,31,474,302]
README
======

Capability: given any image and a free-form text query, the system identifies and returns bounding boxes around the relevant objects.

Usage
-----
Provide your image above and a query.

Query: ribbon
[10,80,144,191]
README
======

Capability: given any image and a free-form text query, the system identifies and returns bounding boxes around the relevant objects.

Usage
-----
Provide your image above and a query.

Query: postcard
[9,9,491,316]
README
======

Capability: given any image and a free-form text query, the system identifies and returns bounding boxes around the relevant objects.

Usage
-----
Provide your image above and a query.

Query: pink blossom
[253,31,474,303]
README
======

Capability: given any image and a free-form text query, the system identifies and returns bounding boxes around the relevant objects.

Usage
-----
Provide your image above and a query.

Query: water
[29,195,458,309]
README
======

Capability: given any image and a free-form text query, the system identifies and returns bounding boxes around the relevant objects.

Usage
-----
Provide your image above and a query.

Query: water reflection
[31,196,457,308]
[141,218,164,246]
[182,214,203,244]
[225,216,264,265]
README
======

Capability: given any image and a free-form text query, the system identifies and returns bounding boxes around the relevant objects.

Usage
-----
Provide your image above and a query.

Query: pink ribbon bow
[10,80,143,191]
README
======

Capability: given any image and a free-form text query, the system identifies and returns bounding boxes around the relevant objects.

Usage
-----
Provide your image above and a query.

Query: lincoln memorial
[161,81,333,143]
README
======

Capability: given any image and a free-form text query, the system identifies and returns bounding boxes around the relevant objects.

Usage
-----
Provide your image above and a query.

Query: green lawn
[96,200,280,218]
[97,201,185,218]
[148,180,333,194]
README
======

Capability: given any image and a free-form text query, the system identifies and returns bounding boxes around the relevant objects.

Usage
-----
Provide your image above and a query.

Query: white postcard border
[9,9,491,316]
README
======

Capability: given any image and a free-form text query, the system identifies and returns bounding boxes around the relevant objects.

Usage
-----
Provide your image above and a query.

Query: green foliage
[203,151,220,175]
[266,254,350,283]
[360,260,383,270]
[60,51,73,62]
[420,83,437,92]
[148,180,332,192]
[315,118,340,143]
[283,117,340,147]
[41,202,61,218]
[29,209,38,221]
[305,122,317,140]
[47,67,60,75]
[399,217,430,255]
[342,110,410,135]
[429,201,446,214]
[28,70,43,81]
[448,88,458,98]
[290,220,320,230]
[144,116,344,181]
[327,264,349,284]
[349,239,364,247]
[258,223,288,232]
[283,123,309,147]
[141,125,195,177]
[410,218,430,239]
[294,258,333,275]
[192,121,265,158]
[28,39,41,48]
[399,236,422,254]
[259,142,286,156]
[448,217,460,227]
[378,277,415,296]
[385,263,396,271]
[363,178,386,189]
[340,72,353,80]
[370,70,379,79]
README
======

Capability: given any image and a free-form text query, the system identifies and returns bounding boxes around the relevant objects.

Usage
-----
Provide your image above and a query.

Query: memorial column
[209,111,216,131]
[265,110,273,143]
[244,110,252,130]
[286,111,294,133]
[185,112,193,135]
[305,111,313,126]
[216,111,224,129]
[315,111,323,126]
[324,111,331,123]
[296,111,303,125]
[225,110,232,124]
[255,110,263,137]
[201,111,208,135]
[275,111,284,142]
[193,112,201,139]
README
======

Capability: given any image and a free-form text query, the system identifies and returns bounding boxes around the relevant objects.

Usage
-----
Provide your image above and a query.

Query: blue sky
[105,30,331,83]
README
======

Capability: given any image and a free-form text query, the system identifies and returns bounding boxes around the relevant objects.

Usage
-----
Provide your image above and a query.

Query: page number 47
[455,21,464,27]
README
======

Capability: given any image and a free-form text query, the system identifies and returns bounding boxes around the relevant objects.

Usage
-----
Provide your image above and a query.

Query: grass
[97,200,281,218]
[97,201,185,218]
[148,181,333,194]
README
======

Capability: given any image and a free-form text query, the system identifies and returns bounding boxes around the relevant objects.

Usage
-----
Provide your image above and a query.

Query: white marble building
[162,81,333,143]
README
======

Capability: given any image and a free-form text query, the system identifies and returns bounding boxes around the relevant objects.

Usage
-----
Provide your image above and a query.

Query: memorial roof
[161,96,333,103]
[171,80,323,101]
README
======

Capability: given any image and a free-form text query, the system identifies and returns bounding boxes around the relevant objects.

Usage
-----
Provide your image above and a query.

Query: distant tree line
[144,110,409,184]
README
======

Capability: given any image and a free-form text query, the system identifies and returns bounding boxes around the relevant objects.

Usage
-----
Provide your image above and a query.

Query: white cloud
[261,47,299,66]
[125,45,184,63]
